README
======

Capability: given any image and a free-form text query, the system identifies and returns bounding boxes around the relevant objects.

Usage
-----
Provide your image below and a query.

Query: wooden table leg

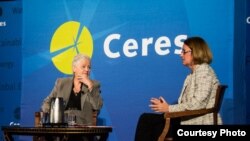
[3,132,13,141]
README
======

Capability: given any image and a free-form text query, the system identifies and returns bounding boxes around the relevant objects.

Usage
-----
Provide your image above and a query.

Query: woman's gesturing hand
[149,96,169,113]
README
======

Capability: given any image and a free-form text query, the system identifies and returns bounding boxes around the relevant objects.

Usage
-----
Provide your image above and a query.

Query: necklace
[73,87,80,95]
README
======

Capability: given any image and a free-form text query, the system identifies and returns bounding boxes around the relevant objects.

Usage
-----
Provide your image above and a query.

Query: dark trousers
[134,113,180,141]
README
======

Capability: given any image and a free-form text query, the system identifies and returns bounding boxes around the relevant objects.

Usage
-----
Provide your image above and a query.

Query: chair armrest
[164,108,214,119]
[92,110,99,126]
[158,108,215,141]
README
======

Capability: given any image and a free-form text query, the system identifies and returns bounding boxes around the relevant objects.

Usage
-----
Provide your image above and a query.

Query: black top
[65,84,82,110]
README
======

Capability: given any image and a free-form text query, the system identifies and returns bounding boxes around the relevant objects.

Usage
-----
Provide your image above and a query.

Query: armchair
[158,85,228,141]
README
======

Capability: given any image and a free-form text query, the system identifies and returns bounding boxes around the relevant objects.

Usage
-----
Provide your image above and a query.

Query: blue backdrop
[0,0,22,133]
[246,0,250,124]
[18,0,234,141]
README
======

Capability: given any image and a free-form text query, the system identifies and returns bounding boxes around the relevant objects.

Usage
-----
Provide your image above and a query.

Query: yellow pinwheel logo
[50,21,93,75]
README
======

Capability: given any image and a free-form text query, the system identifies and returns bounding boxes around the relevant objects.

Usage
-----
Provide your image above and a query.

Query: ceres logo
[50,21,93,75]
[247,16,250,24]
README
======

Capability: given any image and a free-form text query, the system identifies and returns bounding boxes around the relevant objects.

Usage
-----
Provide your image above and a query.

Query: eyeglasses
[181,49,192,54]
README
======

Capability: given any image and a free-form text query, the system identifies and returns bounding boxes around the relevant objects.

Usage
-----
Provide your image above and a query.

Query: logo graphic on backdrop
[247,16,250,24]
[50,21,93,75]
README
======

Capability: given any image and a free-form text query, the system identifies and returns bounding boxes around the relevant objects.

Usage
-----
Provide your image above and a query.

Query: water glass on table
[65,110,77,126]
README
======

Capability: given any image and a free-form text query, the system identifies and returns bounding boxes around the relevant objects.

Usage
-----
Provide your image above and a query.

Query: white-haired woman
[41,53,103,140]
